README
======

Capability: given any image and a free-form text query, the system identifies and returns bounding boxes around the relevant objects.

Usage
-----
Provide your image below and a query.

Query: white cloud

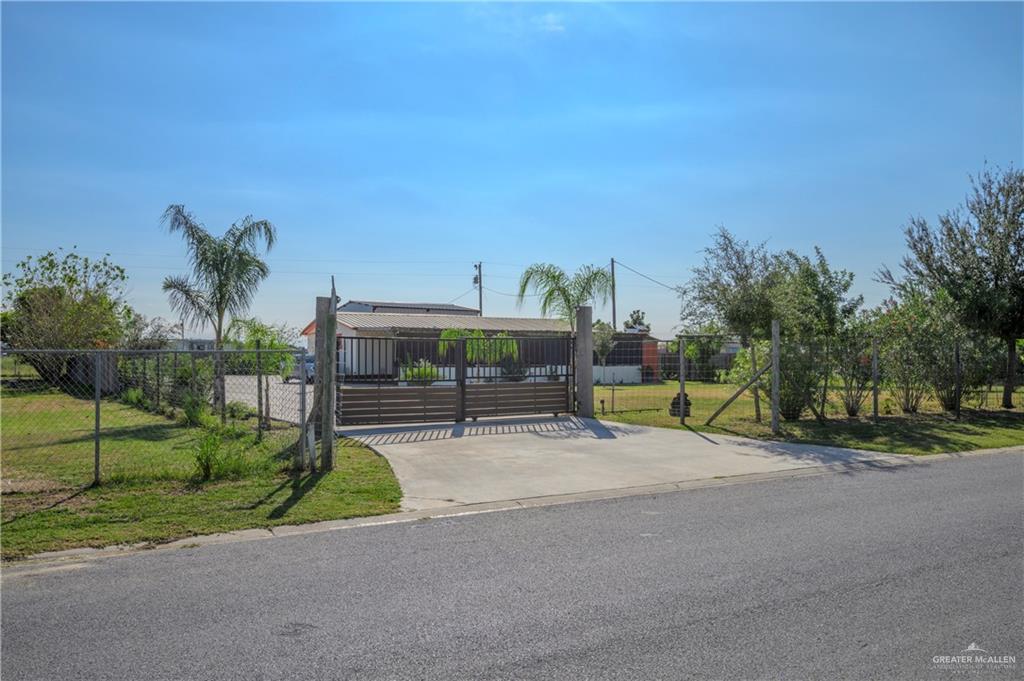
[532,12,566,34]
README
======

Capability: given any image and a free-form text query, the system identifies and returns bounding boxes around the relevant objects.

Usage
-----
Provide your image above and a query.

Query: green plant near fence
[400,357,440,384]
[116,354,214,408]
[437,328,519,365]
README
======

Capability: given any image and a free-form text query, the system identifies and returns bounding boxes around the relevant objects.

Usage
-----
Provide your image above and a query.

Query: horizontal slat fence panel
[337,335,574,424]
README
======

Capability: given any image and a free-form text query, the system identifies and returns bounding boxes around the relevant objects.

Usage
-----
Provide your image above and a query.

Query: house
[300,312,569,351]
[301,312,572,382]
[593,332,661,384]
[170,338,217,352]
[337,300,480,316]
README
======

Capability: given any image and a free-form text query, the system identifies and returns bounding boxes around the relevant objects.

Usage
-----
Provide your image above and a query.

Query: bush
[772,341,824,421]
[181,393,218,429]
[120,387,145,407]
[167,357,214,407]
[226,400,255,420]
[401,358,439,384]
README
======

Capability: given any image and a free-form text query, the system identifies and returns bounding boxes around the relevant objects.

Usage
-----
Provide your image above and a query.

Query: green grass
[1,384,401,560]
[1,355,39,380]
[596,382,1024,456]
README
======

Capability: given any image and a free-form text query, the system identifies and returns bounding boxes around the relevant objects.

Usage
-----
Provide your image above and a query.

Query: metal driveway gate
[337,335,574,425]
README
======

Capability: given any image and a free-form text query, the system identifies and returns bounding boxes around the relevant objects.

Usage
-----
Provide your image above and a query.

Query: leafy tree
[225,317,297,432]
[2,249,128,381]
[623,309,650,333]
[683,227,778,420]
[516,263,611,331]
[772,248,861,417]
[438,328,518,365]
[831,312,876,417]
[881,165,1024,408]
[873,291,987,414]
[593,320,617,367]
[121,312,177,350]
[161,205,276,417]
[679,323,726,383]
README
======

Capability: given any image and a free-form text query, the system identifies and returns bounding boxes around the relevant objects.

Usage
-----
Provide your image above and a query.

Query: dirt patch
[2,478,72,495]
[1,486,95,521]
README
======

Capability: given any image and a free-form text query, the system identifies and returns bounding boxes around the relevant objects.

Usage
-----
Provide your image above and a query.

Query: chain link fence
[1,349,311,501]
[590,330,1022,428]
[593,335,769,424]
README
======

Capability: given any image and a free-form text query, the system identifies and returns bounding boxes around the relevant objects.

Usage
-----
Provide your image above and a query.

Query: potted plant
[400,357,440,386]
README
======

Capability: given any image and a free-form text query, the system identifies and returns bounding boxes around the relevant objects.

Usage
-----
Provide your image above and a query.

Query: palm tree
[516,264,612,331]
[161,204,276,416]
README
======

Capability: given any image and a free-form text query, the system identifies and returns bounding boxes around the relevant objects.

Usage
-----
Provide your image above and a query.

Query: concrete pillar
[575,306,594,418]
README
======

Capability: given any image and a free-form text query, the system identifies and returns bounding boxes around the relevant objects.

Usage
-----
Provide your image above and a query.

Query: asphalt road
[3,453,1022,680]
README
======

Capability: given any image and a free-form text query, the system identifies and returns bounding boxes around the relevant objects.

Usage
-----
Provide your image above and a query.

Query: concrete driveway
[342,416,908,510]
[223,374,311,425]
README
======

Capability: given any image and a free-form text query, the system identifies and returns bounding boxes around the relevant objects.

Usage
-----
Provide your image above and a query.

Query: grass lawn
[596,382,1024,455]
[1,385,401,560]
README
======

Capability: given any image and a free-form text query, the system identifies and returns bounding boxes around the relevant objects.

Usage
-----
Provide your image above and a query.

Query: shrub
[832,321,874,417]
[168,357,214,407]
[181,393,218,428]
[401,358,439,384]
[120,387,145,407]
[776,342,823,421]
[226,400,255,420]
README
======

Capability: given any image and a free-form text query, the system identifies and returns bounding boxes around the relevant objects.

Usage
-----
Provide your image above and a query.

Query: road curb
[4,446,1020,572]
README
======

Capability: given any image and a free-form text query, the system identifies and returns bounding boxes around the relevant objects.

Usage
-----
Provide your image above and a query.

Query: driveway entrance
[342,417,906,510]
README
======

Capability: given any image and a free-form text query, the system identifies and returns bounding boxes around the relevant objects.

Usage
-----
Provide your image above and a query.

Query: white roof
[335,312,570,334]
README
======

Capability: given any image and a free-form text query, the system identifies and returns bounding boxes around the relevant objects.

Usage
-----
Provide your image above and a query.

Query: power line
[484,286,541,298]
[447,287,477,304]
[0,246,535,269]
[613,260,681,292]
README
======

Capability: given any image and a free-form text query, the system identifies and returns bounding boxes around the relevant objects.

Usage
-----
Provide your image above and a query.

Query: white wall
[593,365,642,385]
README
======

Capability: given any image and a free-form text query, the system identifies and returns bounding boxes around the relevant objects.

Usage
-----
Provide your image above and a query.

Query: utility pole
[474,262,483,316]
[610,258,617,330]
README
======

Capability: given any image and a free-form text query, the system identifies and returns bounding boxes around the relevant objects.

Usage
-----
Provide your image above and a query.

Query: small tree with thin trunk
[593,320,617,377]
[682,227,777,421]
[225,317,297,432]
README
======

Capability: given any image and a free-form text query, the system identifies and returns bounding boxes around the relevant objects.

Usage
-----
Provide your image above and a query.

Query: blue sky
[2,2,1021,340]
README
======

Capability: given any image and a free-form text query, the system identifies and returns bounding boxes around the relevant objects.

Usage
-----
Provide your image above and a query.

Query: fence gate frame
[336,334,576,426]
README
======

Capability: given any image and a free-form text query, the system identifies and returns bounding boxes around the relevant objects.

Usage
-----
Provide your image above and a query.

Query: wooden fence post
[94,352,101,486]
[678,338,686,425]
[315,296,336,471]
[872,337,880,424]
[771,320,780,434]
[954,340,962,421]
